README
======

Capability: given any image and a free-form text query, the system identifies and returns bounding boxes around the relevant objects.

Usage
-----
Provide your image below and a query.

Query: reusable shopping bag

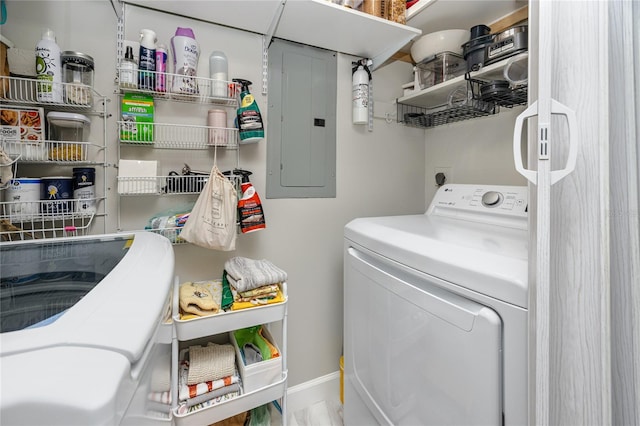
[180,163,237,251]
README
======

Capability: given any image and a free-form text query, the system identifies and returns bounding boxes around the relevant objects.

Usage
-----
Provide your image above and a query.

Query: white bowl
[410,29,469,63]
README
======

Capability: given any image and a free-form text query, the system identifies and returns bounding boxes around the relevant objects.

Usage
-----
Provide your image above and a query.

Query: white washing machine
[1,232,174,425]
[343,184,528,425]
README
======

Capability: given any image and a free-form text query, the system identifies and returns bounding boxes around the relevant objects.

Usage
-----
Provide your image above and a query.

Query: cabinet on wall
[0,76,108,241]
[169,281,288,425]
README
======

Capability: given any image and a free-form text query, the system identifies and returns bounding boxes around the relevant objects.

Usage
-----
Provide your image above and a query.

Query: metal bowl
[410,29,470,63]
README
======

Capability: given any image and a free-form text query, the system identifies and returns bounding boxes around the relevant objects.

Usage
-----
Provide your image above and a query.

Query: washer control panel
[427,184,528,228]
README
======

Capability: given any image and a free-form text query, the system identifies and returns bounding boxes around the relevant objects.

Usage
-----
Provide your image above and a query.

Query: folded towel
[231,287,285,311]
[187,343,236,385]
[180,382,241,409]
[179,281,220,317]
[149,351,171,392]
[224,257,287,292]
[238,283,280,298]
[178,358,240,401]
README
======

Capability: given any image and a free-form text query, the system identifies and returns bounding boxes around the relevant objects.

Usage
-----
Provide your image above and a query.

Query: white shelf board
[121,0,421,68]
[406,0,527,34]
[276,0,420,66]
[122,0,283,35]
[397,57,514,108]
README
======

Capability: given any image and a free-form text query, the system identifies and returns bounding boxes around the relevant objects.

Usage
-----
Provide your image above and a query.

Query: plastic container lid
[61,51,94,70]
[46,111,90,128]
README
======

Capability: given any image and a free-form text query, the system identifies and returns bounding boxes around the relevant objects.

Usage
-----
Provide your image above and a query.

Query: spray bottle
[235,169,265,233]
[233,79,264,143]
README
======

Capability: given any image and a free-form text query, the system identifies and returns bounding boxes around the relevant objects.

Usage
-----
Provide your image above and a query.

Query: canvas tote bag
[181,162,237,251]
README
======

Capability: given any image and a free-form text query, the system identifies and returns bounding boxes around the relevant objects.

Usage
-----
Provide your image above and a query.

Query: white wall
[3,1,425,388]
[423,107,527,203]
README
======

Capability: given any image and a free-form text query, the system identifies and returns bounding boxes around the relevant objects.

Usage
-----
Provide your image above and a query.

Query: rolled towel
[187,343,236,385]
[179,282,219,317]
[224,257,287,292]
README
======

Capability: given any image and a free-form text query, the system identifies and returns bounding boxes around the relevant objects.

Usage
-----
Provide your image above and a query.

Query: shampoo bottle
[35,28,62,103]
[170,27,200,95]
[138,29,157,91]
[233,79,264,143]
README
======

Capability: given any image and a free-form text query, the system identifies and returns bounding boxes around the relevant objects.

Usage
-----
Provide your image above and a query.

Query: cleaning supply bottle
[170,27,200,95]
[235,169,266,233]
[138,29,157,91]
[233,79,264,143]
[35,28,62,103]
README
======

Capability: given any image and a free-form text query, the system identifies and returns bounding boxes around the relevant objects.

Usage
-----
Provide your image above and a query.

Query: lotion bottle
[35,28,62,103]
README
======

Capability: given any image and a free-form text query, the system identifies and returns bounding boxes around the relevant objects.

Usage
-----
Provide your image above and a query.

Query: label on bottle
[36,46,61,102]
[120,61,137,87]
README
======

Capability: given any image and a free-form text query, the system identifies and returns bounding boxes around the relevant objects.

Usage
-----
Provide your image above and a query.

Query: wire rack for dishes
[398,74,527,129]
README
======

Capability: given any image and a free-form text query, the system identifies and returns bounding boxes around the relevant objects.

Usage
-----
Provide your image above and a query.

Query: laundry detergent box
[120,93,154,142]
[0,105,46,160]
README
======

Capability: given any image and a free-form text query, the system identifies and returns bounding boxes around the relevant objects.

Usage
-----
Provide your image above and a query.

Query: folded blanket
[179,281,220,317]
[187,343,235,385]
[224,257,287,292]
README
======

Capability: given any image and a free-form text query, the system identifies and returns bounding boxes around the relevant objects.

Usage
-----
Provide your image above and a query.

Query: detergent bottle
[236,169,265,233]
[170,27,200,94]
[233,79,264,143]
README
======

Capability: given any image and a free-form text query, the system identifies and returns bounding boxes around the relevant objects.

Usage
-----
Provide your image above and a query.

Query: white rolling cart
[169,281,288,425]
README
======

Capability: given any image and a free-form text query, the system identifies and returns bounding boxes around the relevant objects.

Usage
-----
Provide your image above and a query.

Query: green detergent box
[121,93,154,142]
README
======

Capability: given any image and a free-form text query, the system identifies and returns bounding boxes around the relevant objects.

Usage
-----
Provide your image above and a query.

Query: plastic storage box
[230,327,282,393]
[46,111,90,161]
[415,52,466,90]
[47,111,90,142]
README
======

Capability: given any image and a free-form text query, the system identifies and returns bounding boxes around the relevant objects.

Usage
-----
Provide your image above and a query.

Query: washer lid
[0,346,129,425]
[344,212,528,308]
[0,232,174,363]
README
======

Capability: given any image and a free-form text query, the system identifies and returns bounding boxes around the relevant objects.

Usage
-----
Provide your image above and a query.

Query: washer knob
[482,191,502,207]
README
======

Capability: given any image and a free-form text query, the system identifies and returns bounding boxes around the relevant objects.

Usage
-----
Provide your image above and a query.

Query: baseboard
[286,371,341,414]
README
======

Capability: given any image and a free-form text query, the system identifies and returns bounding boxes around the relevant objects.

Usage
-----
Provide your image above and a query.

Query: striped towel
[178,359,240,401]
[224,257,287,292]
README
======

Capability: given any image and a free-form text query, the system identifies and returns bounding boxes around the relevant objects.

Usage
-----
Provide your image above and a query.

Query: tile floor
[288,399,343,426]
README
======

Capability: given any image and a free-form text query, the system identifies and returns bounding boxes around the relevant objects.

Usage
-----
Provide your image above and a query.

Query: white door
[521,1,614,424]
[344,246,503,426]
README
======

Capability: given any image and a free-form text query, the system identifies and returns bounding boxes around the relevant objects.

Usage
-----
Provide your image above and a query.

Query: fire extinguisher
[352,60,371,125]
